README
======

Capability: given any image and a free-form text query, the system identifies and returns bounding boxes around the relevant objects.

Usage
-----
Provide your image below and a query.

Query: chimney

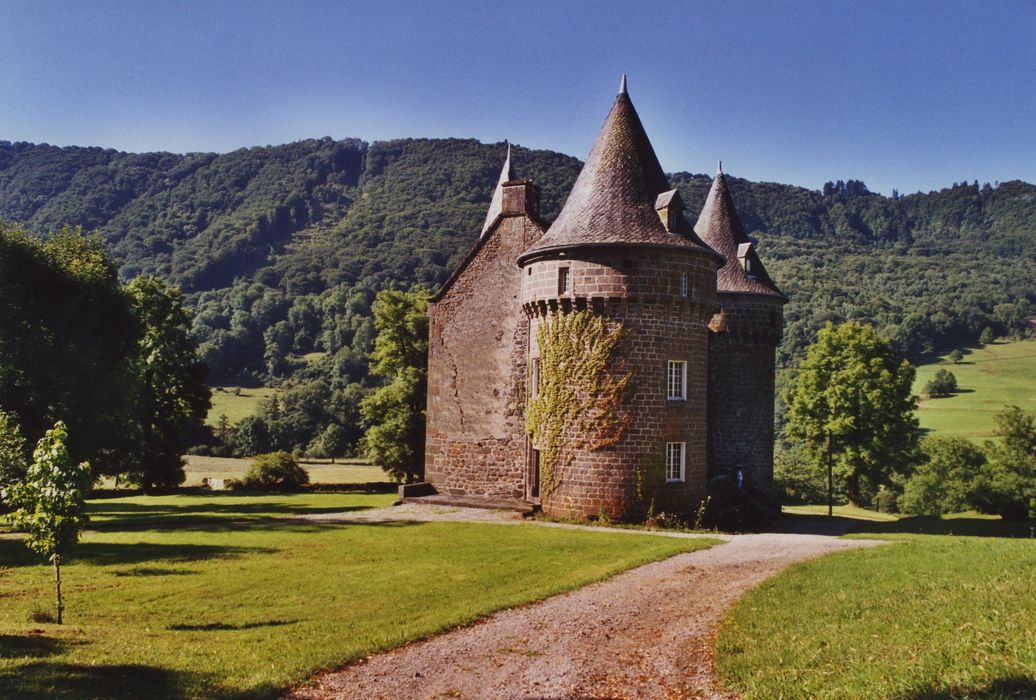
[501,179,541,218]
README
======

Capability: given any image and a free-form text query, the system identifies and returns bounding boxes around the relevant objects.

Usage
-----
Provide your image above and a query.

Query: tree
[125,277,211,489]
[948,349,964,364]
[924,368,958,398]
[900,437,987,515]
[980,327,995,345]
[972,407,1035,521]
[317,423,348,463]
[785,322,919,505]
[360,288,429,482]
[0,410,27,508]
[241,451,309,491]
[3,422,91,623]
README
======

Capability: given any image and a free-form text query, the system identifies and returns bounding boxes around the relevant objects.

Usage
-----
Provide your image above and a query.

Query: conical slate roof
[480,143,515,236]
[694,166,785,299]
[518,78,719,264]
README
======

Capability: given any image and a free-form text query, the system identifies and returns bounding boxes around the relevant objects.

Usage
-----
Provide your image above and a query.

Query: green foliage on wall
[526,311,630,497]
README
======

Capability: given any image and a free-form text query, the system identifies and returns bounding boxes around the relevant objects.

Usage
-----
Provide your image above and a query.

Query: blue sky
[1,0,1033,195]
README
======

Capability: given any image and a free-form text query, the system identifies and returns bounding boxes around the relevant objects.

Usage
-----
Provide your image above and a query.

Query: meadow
[204,386,278,427]
[0,493,714,699]
[716,512,1036,699]
[182,455,385,486]
[913,338,1036,441]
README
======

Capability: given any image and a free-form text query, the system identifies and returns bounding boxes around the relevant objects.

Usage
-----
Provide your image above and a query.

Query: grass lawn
[0,493,715,699]
[716,511,1036,699]
[183,455,387,486]
[913,338,1036,441]
[781,504,900,521]
[205,386,278,427]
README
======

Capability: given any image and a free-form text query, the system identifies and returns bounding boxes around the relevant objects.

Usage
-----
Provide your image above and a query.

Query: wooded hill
[2,137,1034,390]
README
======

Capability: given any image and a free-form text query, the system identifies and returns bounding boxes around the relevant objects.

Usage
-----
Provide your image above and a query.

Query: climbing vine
[526,310,631,497]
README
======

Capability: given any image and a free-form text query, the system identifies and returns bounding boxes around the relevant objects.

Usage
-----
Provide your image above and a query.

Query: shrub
[980,327,995,345]
[241,451,309,491]
[947,349,964,364]
[924,369,958,398]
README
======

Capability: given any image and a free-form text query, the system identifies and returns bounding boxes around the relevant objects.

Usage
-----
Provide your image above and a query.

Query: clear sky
[1,0,1033,195]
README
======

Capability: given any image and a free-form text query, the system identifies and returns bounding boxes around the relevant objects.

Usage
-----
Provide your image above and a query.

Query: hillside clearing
[205,386,278,427]
[913,338,1036,441]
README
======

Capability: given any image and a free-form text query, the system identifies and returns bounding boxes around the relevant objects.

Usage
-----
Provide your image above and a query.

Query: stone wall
[424,211,545,498]
[521,247,718,520]
[706,295,784,497]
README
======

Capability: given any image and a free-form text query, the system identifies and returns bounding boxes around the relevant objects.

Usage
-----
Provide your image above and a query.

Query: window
[679,272,689,298]
[667,360,687,400]
[666,442,685,482]
[558,267,569,295]
[744,258,752,274]
[529,358,540,398]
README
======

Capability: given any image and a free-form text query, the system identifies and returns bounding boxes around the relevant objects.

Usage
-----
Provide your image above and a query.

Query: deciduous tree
[360,288,429,482]
[4,422,91,623]
[785,322,919,505]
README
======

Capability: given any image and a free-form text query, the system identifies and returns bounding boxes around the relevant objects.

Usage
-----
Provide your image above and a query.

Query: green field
[205,386,278,427]
[913,338,1036,441]
[0,493,714,698]
[183,455,387,486]
[717,511,1036,699]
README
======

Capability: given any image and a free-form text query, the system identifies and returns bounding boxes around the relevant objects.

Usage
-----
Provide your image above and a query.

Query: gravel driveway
[286,506,883,700]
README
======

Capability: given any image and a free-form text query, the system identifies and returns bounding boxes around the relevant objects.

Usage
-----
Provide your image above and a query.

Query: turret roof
[693,167,785,299]
[518,78,719,265]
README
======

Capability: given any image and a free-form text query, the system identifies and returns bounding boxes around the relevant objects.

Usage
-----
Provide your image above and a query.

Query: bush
[241,451,309,491]
[924,368,958,398]
[947,349,964,364]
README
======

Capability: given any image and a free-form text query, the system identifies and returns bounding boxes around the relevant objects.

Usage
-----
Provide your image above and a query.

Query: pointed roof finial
[619,73,628,95]
[480,141,516,236]
[718,160,723,175]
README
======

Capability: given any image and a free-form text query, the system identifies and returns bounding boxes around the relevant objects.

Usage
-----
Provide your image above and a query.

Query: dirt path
[286,507,882,700]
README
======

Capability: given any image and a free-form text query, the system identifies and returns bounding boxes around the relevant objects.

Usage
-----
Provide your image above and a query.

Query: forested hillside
[2,136,1034,449]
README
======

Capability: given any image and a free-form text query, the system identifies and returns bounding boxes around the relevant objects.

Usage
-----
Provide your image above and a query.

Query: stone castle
[419,78,786,521]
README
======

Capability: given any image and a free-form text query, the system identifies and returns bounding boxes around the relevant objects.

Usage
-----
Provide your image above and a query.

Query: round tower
[694,164,787,501]
[517,78,723,521]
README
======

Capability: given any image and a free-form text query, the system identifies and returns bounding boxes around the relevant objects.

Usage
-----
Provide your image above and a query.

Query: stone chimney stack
[501,179,541,219]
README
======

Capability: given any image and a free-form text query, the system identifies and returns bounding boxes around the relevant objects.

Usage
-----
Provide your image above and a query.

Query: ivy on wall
[526,310,631,497]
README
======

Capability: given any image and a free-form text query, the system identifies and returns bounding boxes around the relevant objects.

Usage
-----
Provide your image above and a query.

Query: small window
[744,258,752,273]
[679,272,689,298]
[527,267,532,276]
[558,267,569,295]
[668,209,679,231]
[530,358,540,398]
[666,442,685,482]
[667,360,687,400]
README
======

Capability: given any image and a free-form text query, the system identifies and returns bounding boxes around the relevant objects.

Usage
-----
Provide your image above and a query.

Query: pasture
[204,386,278,427]
[913,338,1036,441]
[717,511,1036,699]
[0,493,712,699]
[183,455,385,486]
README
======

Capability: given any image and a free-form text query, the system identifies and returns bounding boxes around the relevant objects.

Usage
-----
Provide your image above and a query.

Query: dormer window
[737,242,757,279]
[654,189,684,233]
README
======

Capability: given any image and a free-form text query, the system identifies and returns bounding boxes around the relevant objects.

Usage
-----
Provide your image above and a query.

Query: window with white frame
[666,442,685,482]
[667,360,687,400]
[558,267,570,295]
[679,272,689,298]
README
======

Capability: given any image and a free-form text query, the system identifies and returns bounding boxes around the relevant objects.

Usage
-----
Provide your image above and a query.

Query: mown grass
[1,493,714,698]
[716,513,1036,699]
[183,455,386,486]
[914,338,1036,441]
[205,386,278,427]
[781,504,901,522]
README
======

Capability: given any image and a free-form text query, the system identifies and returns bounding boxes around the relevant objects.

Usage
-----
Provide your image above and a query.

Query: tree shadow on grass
[851,516,1036,539]
[167,618,297,631]
[0,538,275,569]
[0,661,213,700]
[0,633,85,659]
[895,675,1036,699]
